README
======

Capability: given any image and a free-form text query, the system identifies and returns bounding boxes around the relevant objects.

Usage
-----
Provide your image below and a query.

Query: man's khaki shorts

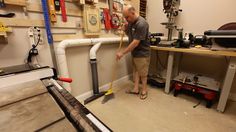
[132,57,150,77]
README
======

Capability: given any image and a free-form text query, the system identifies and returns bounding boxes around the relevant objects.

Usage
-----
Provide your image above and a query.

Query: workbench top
[151,46,236,57]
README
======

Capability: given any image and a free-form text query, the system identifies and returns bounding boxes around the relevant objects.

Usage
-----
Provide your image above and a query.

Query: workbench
[151,46,236,112]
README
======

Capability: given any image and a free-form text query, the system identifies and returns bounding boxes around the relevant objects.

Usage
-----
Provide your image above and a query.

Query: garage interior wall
[1,0,236,98]
[0,0,138,97]
[147,0,236,96]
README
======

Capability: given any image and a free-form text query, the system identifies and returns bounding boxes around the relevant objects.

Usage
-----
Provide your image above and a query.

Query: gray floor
[85,80,236,132]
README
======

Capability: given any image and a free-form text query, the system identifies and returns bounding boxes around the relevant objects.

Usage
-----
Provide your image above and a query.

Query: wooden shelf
[4,0,26,6]
[26,3,82,17]
[53,34,85,42]
[1,18,77,29]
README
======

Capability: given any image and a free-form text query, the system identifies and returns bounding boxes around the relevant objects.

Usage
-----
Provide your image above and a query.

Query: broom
[102,31,125,104]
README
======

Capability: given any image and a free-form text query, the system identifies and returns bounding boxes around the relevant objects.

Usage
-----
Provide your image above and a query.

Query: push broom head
[102,30,124,104]
[102,88,115,104]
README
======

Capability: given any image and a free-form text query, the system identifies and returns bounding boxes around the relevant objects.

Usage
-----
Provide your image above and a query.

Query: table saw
[0,64,111,132]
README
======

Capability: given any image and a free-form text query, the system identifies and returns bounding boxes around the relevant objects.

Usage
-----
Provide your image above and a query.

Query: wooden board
[53,34,85,42]
[4,0,26,6]
[151,46,236,57]
[53,31,118,42]
[0,80,47,107]
[83,5,101,36]
[1,18,76,28]
[0,93,65,132]
[27,3,83,17]
[41,118,76,132]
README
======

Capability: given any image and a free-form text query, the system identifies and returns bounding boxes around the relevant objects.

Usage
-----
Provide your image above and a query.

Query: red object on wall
[60,0,67,22]
[103,8,112,30]
[111,13,120,29]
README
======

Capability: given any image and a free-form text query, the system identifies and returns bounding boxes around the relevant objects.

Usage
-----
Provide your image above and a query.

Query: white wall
[147,0,236,34]
[147,0,236,94]
[0,0,136,97]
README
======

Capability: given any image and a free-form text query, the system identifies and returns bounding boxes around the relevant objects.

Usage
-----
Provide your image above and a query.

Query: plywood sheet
[0,80,47,107]
[0,93,65,132]
[41,118,76,132]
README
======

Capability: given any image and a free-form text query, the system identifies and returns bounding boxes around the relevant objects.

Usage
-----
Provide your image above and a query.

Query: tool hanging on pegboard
[54,0,60,11]
[83,5,101,36]
[113,0,124,12]
[0,22,10,33]
[140,0,147,19]
[0,13,15,18]
[78,0,85,5]
[0,0,6,8]
[41,0,53,44]
[111,13,120,29]
[0,22,12,43]
[108,0,113,16]
[60,0,67,22]
[48,0,57,23]
[103,8,112,30]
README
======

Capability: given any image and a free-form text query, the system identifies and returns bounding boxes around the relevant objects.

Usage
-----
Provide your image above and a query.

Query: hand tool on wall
[111,13,120,29]
[60,0,67,22]
[48,0,57,23]
[41,0,59,73]
[78,0,85,5]
[140,0,147,18]
[41,0,53,44]
[108,0,113,16]
[0,13,15,18]
[0,21,12,41]
[103,8,112,30]
[102,30,125,104]
[0,0,5,8]
[0,22,10,32]
[113,0,123,12]
[54,0,60,11]
[83,5,101,36]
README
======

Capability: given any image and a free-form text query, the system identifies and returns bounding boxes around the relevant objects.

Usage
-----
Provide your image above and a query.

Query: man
[116,5,150,100]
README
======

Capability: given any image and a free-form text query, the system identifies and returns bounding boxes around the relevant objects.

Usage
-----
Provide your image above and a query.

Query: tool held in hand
[102,30,125,104]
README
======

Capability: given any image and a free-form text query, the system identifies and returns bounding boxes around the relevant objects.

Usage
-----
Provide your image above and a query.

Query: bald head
[123,5,138,23]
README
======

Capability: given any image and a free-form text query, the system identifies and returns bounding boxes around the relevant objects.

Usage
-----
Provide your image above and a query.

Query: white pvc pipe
[90,42,102,60]
[56,37,128,92]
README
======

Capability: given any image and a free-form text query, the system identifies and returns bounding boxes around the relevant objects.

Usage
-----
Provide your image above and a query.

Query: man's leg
[138,57,150,99]
[127,58,139,93]
[141,75,148,95]
[133,70,140,93]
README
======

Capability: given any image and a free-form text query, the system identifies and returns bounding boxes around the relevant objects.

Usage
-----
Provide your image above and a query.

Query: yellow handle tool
[48,0,57,23]
[105,31,125,95]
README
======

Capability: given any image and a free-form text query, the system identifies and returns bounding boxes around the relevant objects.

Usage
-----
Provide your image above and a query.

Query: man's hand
[116,51,124,61]
[121,22,128,31]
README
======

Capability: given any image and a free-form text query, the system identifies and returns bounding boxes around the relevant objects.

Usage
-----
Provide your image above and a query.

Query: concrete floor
[85,80,236,132]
